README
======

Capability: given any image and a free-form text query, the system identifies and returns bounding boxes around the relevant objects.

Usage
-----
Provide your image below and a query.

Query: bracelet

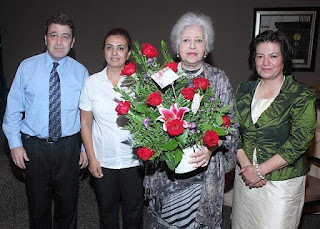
[255,164,265,180]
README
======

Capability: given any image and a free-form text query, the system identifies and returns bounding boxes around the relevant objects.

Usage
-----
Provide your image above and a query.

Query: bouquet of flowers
[114,41,232,172]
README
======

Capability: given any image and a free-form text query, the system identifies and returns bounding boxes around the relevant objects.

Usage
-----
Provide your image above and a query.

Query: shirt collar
[45,51,68,70]
[96,67,127,85]
[96,67,108,82]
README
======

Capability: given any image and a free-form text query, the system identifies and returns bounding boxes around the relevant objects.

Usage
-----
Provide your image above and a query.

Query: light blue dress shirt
[3,51,89,149]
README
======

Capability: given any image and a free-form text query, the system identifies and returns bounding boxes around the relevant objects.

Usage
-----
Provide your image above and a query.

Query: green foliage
[163,140,179,151]
[161,40,174,64]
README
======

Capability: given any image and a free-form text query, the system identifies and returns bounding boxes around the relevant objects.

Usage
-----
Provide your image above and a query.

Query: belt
[37,137,59,144]
[21,133,76,144]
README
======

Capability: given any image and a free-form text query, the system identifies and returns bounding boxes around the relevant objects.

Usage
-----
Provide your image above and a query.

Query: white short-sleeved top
[79,67,139,169]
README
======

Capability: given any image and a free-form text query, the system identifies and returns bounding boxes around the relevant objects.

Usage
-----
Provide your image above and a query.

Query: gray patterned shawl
[144,62,239,228]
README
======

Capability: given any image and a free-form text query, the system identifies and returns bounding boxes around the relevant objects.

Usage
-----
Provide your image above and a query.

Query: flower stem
[171,83,177,102]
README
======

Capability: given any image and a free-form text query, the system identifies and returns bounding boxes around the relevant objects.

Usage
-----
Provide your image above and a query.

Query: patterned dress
[144,62,238,228]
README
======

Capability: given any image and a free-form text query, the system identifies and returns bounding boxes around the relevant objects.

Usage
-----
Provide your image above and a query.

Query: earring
[204,54,207,58]
[177,54,180,58]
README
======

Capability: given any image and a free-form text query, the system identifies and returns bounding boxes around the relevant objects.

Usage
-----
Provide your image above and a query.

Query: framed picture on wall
[253,7,320,71]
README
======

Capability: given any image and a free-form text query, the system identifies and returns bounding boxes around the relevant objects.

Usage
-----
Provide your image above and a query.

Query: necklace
[177,62,204,79]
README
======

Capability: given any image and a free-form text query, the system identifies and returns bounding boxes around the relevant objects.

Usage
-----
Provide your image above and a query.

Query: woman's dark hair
[44,13,75,38]
[103,27,132,51]
[249,30,293,76]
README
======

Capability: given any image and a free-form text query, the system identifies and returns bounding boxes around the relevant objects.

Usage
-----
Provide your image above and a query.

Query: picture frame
[253,7,320,71]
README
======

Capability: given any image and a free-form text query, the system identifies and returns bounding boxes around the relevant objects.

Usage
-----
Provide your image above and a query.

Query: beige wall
[1,0,319,89]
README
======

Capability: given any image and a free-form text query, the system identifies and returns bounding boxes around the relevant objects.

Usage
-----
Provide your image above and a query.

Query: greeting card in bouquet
[151,67,179,89]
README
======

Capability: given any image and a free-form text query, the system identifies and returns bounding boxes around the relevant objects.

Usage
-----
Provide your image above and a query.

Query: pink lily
[157,104,189,131]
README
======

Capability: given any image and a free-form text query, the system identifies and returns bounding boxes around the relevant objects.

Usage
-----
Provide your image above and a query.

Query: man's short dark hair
[44,13,75,38]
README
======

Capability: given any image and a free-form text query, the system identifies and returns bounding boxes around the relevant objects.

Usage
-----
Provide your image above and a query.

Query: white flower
[191,93,203,114]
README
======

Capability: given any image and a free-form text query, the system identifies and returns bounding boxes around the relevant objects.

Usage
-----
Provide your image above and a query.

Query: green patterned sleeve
[276,88,317,164]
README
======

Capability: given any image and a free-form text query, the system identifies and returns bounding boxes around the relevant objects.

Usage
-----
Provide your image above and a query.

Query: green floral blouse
[236,75,317,181]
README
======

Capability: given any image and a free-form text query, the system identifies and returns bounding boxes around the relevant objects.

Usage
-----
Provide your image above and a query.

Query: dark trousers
[94,166,144,229]
[22,133,80,229]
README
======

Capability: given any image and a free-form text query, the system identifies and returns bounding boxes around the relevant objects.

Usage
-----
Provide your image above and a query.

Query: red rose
[115,101,131,115]
[141,43,158,58]
[137,147,154,161]
[181,87,196,100]
[222,115,231,127]
[146,91,162,107]
[166,119,184,136]
[121,62,136,76]
[164,62,178,72]
[203,130,219,147]
[193,78,210,91]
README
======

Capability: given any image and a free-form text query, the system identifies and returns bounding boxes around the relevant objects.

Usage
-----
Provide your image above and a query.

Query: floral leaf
[159,154,167,162]
[212,127,228,136]
[149,110,159,121]
[163,139,178,151]
[131,50,143,65]
[131,41,148,71]
[134,102,148,113]
[132,115,144,125]
[220,105,230,113]
[198,123,214,131]
[215,116,223,126]
[164,151,175,171]
[174,149,183,166]
[135,81,141,94]
[114,86,132,101]
[150,150,161,160]
[161,40,174,64]
[176,130,188,146]
[165,159,175,171]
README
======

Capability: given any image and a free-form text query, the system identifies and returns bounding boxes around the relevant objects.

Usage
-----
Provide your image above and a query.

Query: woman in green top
[232,30,316,229]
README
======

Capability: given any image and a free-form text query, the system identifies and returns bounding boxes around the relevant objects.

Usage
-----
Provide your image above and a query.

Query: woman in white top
[79,28,143,229]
